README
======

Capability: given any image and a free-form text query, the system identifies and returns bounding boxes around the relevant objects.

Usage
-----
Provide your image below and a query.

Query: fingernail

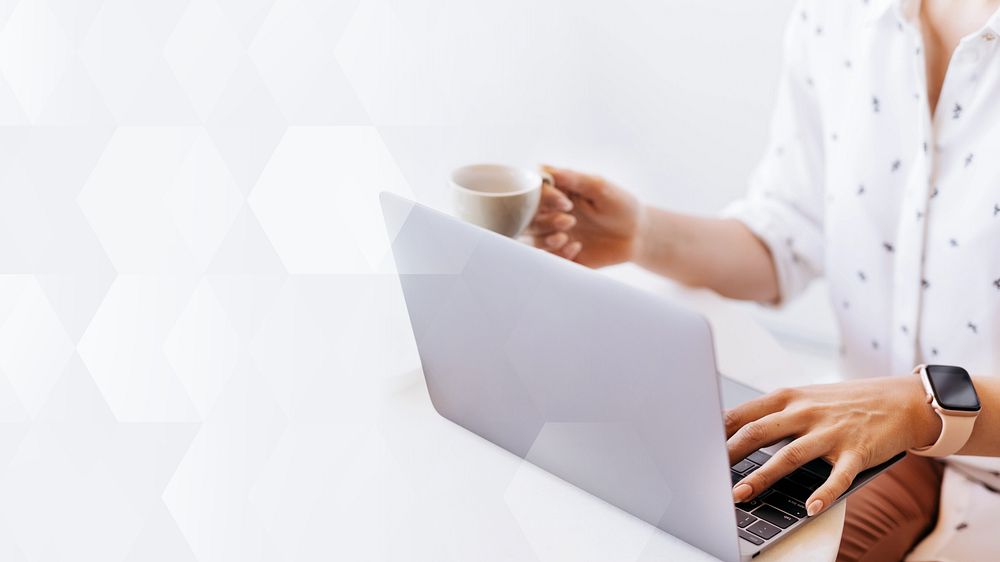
[807,499,824,516]
[558,198,573,212]
[732,484,752,502]
[545,232,567,248]
[554,214,576,229]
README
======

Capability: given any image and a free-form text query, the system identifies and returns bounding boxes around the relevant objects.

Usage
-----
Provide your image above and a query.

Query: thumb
[541,165,609,201]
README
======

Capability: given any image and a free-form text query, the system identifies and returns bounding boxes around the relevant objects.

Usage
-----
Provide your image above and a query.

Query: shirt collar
[863,0,904,27]
[866,0,1000,35]
[985,7,1000,35]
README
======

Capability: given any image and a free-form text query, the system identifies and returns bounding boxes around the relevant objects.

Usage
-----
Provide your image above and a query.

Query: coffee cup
[450,164,550,238]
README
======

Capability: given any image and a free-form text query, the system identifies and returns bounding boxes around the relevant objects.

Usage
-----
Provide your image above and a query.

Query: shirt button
[983,31,997,41]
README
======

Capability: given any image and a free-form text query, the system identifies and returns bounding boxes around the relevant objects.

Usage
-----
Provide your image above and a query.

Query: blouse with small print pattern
[723,0,1000,559]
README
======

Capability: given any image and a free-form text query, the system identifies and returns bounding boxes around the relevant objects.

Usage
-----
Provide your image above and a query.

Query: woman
[528,0,1000,560]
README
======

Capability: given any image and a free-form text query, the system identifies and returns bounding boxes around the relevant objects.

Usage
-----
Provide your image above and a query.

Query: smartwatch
[909,364,981,457]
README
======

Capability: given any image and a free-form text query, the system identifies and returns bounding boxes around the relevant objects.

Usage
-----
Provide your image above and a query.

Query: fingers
[804,450,865,516]
[540,181,573,212]
[527,211,576,236]
[537,232,569,251]
[731,435,827,503]
[561,240,582,260]
[527,202,579,259]
[727,409,804,466]
[541,164,608,201]
[724,387,799,439]
[532,233,583,260]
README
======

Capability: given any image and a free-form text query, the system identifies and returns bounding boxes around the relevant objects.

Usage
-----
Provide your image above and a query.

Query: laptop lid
[381,193,741,562]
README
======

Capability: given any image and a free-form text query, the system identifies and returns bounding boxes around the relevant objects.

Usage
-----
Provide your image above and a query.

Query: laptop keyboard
[731,450,832,546]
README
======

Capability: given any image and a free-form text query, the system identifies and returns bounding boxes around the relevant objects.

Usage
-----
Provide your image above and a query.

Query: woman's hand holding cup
[527,165,644,268]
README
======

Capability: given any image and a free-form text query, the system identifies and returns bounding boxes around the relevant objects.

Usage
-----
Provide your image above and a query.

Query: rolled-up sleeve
[722,2,825,305]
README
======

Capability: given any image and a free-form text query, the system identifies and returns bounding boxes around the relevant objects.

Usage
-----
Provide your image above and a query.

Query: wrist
[630,205,653,265]
[630,206,677,269]
[904,374,942,450]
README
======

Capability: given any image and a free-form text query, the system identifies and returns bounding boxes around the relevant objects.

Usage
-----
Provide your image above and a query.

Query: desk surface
[373,265,845,562]
[0,262,844,562]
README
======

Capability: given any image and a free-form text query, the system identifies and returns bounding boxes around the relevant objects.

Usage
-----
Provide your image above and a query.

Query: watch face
[926,365,981,412]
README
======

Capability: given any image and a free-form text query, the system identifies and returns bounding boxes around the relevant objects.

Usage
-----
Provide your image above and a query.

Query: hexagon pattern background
[0,0,432,558]
[0,0,801,560]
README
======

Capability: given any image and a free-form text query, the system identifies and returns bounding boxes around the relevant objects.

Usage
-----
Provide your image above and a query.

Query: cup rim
[450,164,542,198]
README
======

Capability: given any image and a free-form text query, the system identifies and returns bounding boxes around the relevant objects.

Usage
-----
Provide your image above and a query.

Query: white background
[0,0,840,560]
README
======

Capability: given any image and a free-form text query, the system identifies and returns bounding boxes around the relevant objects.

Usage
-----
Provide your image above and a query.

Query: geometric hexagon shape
[77,127,201,273]
[248,126,413,273]
[0,276,75,418]
[77,275,200,422]
[163,0,243,121]
[0,0,72,121]
[163,280,240,419]
[162,132,244,272]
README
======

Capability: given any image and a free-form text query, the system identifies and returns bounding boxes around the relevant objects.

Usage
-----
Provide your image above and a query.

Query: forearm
[633,206,780,302]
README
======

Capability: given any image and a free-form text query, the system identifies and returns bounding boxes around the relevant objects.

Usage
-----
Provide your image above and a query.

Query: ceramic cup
[450,164,550,238]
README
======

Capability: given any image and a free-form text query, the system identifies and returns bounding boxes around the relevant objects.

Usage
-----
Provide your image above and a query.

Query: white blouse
[724,0,1000,559]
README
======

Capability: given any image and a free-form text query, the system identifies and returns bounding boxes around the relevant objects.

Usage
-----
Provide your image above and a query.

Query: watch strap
[910,410,976,457]
[909,364,979,457]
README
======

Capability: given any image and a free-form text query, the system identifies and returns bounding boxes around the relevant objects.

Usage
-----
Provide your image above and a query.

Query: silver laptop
[380,193,902,562]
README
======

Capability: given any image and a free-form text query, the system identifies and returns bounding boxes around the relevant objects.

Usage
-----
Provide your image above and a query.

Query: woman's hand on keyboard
[723,377,940,516]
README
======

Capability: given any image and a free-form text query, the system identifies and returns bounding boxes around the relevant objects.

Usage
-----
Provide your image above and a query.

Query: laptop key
[748,450,772,465]
[738,528,765,546]
[787,468,823,489]
[731,470,743,485]
[802,458,833,478]
[736,496,762,511]
[735,509,756,528]
[772,477,813,503]
[732,459,757,473]
[754,504,798,529]
[764,491,808,518]
[747,519,781,540]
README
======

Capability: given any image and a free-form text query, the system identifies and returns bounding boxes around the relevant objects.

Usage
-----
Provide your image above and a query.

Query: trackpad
[720,376,764,410]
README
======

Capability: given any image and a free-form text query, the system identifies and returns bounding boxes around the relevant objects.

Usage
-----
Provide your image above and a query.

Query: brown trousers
[837,454,945,562]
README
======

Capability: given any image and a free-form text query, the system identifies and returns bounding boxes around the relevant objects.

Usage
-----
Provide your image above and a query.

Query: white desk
[376,264,844,562]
